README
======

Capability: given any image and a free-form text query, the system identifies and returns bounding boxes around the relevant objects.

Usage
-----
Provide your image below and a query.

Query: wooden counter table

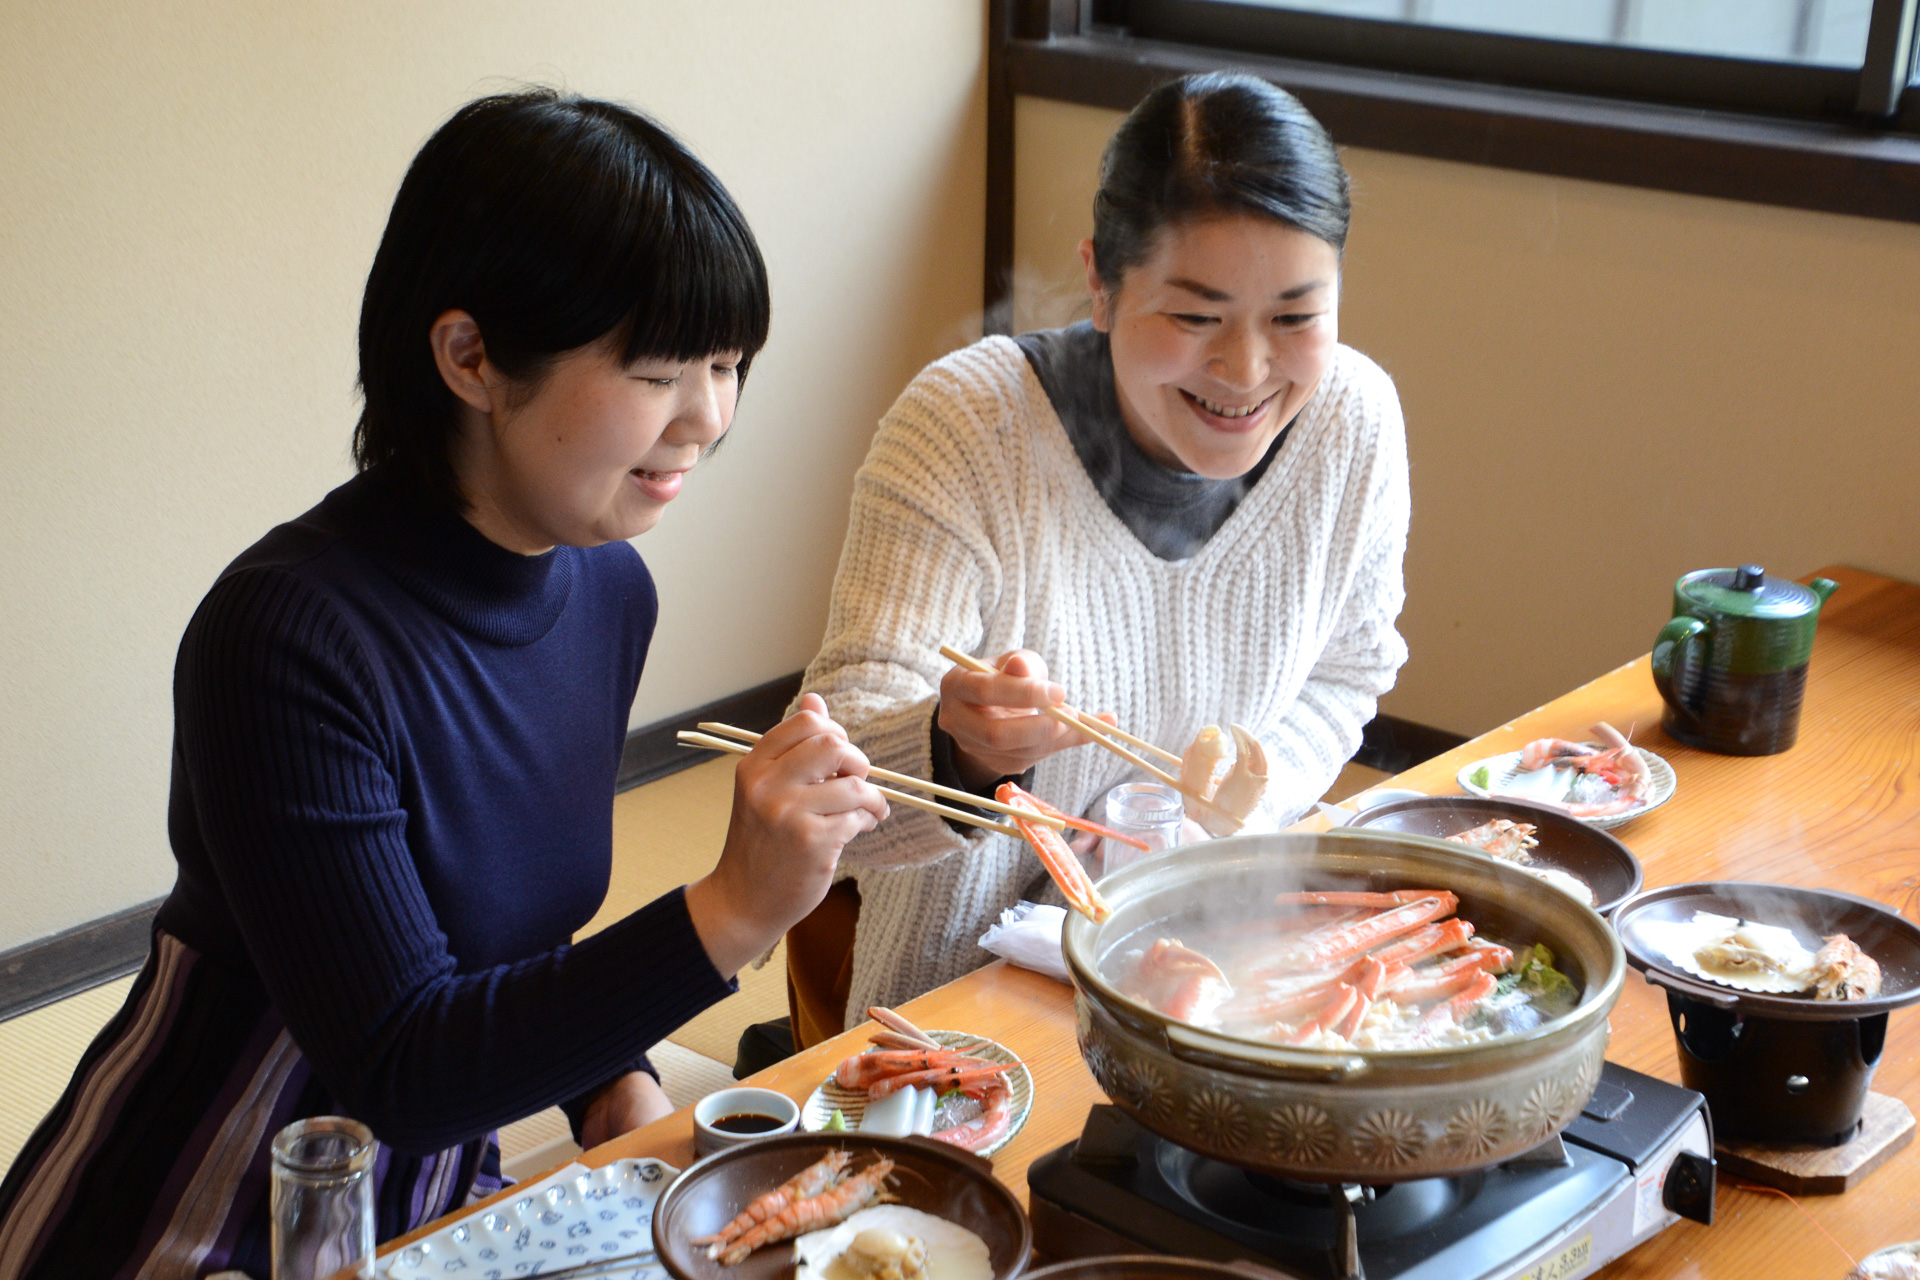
[386,565,1920,1278]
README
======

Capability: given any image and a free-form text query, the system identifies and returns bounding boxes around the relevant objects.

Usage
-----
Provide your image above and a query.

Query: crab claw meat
[1210,725,1270,822]
[1181,726,1231,801]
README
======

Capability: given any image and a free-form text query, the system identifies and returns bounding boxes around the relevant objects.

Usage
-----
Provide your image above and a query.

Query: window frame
[983,0,1920,320]
[1107,0,1920,126]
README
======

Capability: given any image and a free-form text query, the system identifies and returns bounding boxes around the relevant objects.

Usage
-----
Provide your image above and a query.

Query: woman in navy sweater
[0,91,885,1278]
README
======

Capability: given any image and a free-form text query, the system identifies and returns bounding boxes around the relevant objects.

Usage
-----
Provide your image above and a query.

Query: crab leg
[1387,962,1489,1006]
[1001,783,1150,851]
[1365,919,1475,968]
[1466,938,1514,970]
[1419,971,1499,1032]
[1221,978,1345,1024]
[1140,938,1229,983]
[1285,894,1459,968]
[998,784,1111,921]
[1332,992,1373,1040]
[1273,890,1443,908]
[1283,982,1359,1046]
[1163,972,1232,1022]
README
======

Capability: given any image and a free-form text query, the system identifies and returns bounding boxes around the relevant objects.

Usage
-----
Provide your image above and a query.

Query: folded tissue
[978,901,1069,983]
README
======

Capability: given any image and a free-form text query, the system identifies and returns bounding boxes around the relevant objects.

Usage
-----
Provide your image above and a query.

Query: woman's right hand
[938,650,1101,790]
[686,694,888,978]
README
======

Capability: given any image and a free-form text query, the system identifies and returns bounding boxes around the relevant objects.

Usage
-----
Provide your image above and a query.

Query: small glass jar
[271,1116,376,1280]
[1101,782,1185,875]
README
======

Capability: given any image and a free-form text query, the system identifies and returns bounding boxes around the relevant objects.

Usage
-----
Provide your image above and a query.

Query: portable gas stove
[1027,1063,1714,1280]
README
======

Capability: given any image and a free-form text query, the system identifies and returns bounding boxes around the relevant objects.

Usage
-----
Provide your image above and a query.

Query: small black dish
[1347,794,1643,915]
[653,1131,1032,1280]
[1612,881,1920,1144]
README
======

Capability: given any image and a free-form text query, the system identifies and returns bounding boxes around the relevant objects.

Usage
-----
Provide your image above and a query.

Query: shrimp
[866,1062,1015,1100]
[718,1159,897,1265]
[693,1149,850,1253]
[929,1074,1013,1153]
[1445,819,1539,863]
[1812,934,1883,1001]
[833,1048,989,1091]
[1517,722,1650,818]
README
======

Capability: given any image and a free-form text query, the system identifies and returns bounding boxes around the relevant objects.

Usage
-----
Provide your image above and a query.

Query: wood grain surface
[384,565,1920,1279]
[1715,1092,1915,1195]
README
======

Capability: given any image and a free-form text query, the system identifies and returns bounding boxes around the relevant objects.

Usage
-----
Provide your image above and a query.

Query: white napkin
[978,901,1070,983]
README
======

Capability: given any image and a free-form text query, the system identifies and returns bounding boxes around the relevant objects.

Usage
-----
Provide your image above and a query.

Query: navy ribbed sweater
[153,471,735,1153]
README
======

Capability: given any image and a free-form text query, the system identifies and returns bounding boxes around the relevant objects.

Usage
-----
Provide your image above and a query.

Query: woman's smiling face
[434,310,740,553]
[1084,214,1341,479]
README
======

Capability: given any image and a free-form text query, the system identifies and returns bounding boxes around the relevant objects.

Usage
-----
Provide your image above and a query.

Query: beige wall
[1014,95,1920,738]
[0,2,985,951]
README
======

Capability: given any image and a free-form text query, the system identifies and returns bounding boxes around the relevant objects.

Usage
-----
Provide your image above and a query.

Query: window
[987,0,1920,308]
[1090,0,1920,124]
[1224,0,1876,68]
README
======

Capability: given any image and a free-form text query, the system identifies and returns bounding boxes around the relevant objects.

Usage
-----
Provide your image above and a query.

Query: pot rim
[1064,830,1627,1071]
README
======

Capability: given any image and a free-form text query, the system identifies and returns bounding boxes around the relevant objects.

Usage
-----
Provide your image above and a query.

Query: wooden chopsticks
[936,644,1238,830]
[937,645,1187,783]
[534,1250,657,1280]
[675,724,1069,839]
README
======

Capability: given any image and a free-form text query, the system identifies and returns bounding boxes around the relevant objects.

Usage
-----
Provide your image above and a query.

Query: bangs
[472,99,771,375]
[611,177,771,370]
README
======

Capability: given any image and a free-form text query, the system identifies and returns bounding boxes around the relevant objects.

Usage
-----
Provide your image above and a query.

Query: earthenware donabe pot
[1062,832,1625,1183]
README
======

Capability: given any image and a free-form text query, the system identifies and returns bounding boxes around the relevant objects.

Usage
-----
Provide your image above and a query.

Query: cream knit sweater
[801,336,1410,1024]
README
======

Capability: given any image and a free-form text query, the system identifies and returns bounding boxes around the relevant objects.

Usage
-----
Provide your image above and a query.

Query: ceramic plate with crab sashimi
[800,1030,1031,1158]
[1458,743,1675,830]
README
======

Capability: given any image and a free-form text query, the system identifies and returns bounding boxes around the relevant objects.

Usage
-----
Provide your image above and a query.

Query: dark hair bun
[1091,72,1350,289]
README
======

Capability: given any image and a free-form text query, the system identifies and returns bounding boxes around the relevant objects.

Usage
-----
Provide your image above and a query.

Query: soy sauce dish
[694,1087,801,1156]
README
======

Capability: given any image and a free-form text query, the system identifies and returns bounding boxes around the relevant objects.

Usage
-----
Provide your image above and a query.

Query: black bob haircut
[354,89,771,508]
[1092,72,1350,291]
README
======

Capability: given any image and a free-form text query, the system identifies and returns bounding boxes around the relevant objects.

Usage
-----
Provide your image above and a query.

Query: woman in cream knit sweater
[791,73,1410,1035]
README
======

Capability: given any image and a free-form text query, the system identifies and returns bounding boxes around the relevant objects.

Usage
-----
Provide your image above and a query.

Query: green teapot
[1651,566,1838,756]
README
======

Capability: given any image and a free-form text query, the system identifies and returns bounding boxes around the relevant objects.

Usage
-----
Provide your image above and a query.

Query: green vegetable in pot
[1516,944,1580,1018]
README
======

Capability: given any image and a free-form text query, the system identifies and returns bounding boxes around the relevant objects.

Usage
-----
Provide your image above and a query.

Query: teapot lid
[1678,565,1820,619]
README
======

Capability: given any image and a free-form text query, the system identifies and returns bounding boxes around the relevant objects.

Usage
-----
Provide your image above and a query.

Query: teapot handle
[1651,616,1710,731]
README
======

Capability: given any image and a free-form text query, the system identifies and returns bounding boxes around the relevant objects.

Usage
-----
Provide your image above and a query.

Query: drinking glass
[271,1116,375,1280]
[1101,782,1184,875]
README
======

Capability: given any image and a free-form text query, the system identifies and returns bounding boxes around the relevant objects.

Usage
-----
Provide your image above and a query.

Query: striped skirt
[0,931,502,1279]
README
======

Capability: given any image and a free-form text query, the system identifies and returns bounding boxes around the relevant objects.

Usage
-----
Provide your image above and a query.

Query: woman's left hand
[577,1071,674,1148]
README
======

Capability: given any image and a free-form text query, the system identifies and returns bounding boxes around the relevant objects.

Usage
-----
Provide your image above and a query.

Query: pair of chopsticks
[937,645,1236,828]
[676,723,1069,839]
[534,1249,657,1280]
[938,645,1183,779]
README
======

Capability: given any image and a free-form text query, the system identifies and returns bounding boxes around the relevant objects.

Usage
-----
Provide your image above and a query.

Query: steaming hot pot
[1062,831,1626,1184]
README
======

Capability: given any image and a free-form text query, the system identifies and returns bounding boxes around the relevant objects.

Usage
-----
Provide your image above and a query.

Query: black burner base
[1029,1107,1622,1280]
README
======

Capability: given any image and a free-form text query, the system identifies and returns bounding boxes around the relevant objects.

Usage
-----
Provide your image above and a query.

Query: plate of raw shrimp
[801,1015,1032,1158]
[1457,722,1676,831]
